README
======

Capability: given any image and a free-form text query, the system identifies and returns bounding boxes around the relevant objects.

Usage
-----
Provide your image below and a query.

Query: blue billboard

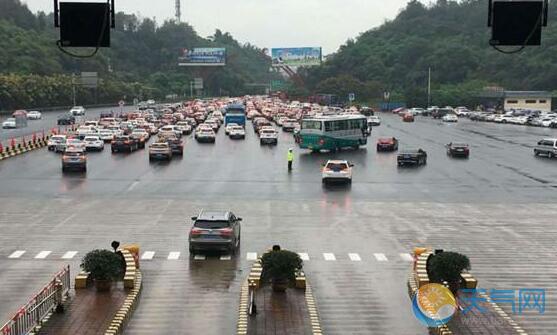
[271,47,322,67]
[178,48,226,66]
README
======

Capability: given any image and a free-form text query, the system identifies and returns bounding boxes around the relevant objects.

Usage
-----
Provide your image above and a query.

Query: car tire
[534,150,539,156]
[111,148,115,153]
[189,246,196,256]
[549,152,554,159]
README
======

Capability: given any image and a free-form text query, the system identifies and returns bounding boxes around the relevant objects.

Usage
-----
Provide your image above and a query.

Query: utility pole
[72,73,77,106]
[427,67,431,108]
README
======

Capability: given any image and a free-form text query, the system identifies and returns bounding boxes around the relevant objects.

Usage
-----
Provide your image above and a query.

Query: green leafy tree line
[0,0,277,110]
[302,0,557,107]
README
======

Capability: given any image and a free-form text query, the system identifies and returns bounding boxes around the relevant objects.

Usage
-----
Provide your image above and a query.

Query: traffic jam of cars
[38,96,556,180]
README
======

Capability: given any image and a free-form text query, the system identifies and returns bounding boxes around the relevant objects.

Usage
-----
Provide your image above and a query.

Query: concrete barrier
[238,249,321,335]
[103,249,143,335]
[0,134,50,162]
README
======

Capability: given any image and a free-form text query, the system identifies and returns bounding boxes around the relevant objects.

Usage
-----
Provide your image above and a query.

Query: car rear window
[65,152,83,157]
[326,163,348,171]
[194,220,230,229]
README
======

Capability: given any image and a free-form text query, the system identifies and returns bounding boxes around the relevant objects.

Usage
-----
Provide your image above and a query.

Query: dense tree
[0,0,276,109]
[304,0,557,106]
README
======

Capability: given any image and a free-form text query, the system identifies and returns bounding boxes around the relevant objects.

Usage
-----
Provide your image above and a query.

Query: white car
[229,125,246,139]
[175,121,192,134]
[70,106,86,116]
[27,111,42,120]
[282,119,298,132]
[494,114,514,123]
[259,127,278,145]
[540,117,556,127]
[66,138,85,151]
[132,128,150,140]
[225,123,239,135]
[195,128,216,143]
[48,135,67,151]
[442,114,458,122]
[84,136,104,151]
[322,160,353,184]
[367,116,381,126]
[76,126,97,138]
[2,118,16,129]
[160,125,182,138]
[98,129,115,142]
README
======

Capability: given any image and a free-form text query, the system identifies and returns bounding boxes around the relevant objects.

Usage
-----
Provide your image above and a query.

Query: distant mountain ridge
[0,0,274,109]
[302,0,557,106]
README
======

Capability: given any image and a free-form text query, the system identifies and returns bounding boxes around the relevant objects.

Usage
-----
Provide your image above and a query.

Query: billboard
[178,48,226,66]
[271,47,322,67]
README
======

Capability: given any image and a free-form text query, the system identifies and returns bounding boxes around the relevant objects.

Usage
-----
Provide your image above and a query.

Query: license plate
[456,149,463,151]
[404,155,411,158]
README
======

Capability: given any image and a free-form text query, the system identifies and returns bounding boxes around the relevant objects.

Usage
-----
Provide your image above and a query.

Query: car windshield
[194,220,230,229]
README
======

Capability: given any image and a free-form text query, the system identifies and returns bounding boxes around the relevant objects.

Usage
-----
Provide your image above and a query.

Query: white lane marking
[167,252,180,260]
[220,255,232,260]
[246,252,258,261]
[374,253,388,262]
[35,251,52,259]
[61,251,78,259]
[193,255,206,260]
[298,253,310,261]
[400,253,414,261]
[127,180,140,192]
[8,250,26,259]
[323,253,336,261]
[141,251,155,260]
[348,253,362,261]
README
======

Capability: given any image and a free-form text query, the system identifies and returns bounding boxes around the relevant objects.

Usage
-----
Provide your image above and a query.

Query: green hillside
[0,0,274,109]
[302,0,557,107]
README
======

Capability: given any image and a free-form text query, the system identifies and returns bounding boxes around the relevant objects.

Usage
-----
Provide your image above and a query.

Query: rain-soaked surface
[0,111,556,334]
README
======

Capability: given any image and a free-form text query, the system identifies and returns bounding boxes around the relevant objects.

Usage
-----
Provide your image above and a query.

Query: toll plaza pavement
[0,113,556,334]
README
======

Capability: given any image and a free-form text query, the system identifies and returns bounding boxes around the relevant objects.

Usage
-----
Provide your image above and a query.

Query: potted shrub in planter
[261,249,303,292]
[81,249,125,291]
[427,251,471,295]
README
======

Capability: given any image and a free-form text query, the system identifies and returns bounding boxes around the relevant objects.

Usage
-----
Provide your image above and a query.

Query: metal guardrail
[0,265,71,335]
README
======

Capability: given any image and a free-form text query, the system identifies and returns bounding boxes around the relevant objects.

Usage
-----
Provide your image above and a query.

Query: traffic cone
[10,138,15,148]
[0,142,3,153]
[32,133,37,143]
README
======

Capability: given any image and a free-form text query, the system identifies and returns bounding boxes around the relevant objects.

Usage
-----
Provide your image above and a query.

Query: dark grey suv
[188,211,242,255]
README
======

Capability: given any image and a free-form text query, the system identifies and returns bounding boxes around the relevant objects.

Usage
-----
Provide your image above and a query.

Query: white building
[503,91,552,113]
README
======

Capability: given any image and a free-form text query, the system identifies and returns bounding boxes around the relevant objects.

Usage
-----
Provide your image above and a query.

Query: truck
[224,104,246,127]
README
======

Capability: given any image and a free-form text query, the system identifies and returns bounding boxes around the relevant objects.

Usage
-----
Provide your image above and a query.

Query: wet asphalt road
[0,113,556,334]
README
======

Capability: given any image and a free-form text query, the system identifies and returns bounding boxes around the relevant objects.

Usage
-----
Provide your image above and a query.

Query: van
[534,138,557,158]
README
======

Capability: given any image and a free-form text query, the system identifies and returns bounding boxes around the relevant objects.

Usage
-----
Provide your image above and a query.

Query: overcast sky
[23,0,416,54]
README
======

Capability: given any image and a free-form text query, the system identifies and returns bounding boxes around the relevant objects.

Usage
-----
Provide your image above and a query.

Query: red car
[402,113,414,122]
[377,137,399,152]
[446,142,470,158]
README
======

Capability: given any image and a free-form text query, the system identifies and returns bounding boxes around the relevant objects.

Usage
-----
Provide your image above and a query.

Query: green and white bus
[296,115,368,152]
